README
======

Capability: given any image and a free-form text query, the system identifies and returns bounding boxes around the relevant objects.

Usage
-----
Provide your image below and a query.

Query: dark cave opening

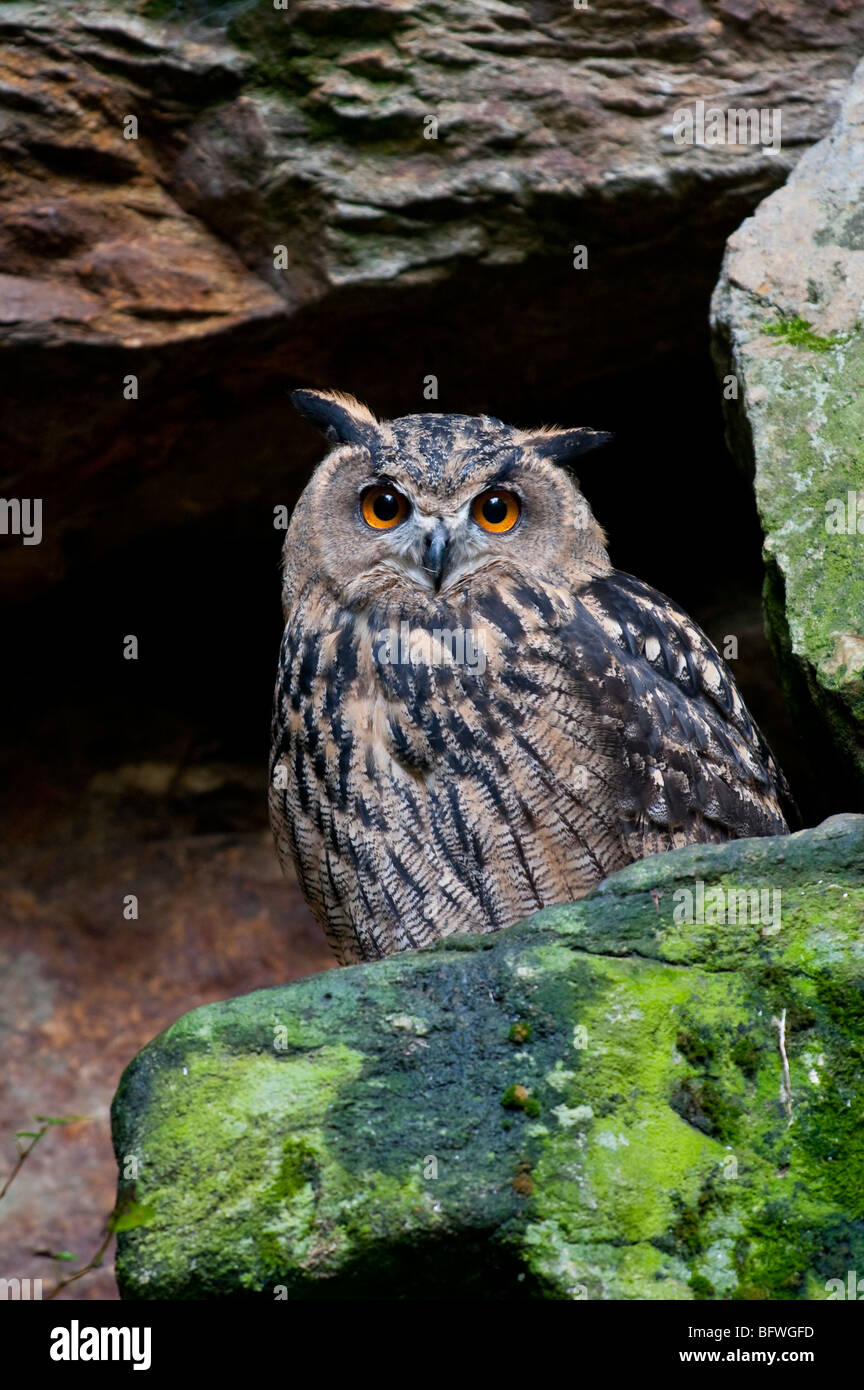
[4,323,822,853]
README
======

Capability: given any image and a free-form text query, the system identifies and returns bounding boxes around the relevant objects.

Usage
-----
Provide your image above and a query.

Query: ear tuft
[291,389,379,448]
[525,427,613,466]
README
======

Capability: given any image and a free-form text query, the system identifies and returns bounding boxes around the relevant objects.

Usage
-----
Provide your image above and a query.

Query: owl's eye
[361,485,410,530]
[471,488,521,534]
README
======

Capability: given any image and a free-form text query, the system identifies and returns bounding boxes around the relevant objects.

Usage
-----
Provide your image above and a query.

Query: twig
[774,1009,794,1127]
[45,1228,114,1301]
[1,1115,88,1203]
[0,1126,48,1201]
[2,1112,108,1298]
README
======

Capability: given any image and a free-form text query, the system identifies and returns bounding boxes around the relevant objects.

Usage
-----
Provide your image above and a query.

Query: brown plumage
[269,390,793,964]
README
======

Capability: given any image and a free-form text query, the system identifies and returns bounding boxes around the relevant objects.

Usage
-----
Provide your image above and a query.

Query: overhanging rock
[3,0,863,599]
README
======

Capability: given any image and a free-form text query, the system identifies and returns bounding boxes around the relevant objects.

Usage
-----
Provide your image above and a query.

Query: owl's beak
[422,520,450,591]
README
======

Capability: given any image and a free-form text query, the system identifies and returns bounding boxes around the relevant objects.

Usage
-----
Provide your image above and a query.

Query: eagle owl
[270,390,792,965]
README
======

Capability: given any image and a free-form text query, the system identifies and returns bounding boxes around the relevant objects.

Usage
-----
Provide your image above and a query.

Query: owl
[269,390,793,965]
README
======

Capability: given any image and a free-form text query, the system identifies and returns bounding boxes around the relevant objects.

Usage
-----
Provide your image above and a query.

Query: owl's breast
[269,581,621,961]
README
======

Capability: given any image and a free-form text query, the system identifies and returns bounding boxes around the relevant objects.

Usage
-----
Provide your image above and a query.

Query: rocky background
[2,0,863,1297]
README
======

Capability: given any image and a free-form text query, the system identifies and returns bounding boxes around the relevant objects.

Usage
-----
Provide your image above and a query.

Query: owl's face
[284,390,612,609]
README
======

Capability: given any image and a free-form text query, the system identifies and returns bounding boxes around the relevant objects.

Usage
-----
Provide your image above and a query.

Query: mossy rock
[711,59,864,799]
[112,815,864,1300]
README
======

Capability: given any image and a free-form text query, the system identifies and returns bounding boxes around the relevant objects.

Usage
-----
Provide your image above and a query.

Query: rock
[112,813,864,1300]
[711,59,864,804]
[3,0,864,598]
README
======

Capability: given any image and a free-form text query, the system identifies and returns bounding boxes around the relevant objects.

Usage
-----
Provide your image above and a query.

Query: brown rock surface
[2,0,864,597]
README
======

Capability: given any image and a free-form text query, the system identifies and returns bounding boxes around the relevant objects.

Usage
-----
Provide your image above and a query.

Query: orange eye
[361,485,410,530]
[471,488,521,533]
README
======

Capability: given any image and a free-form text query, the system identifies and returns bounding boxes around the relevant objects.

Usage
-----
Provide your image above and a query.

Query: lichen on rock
[711,59,864,801]
[112,814,864,1300]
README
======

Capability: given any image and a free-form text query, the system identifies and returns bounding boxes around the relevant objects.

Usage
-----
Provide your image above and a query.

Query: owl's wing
[559,570,795,856]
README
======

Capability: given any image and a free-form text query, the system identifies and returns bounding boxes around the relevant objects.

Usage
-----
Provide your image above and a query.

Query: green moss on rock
[112,816,864,1300]
[760,315,849,352]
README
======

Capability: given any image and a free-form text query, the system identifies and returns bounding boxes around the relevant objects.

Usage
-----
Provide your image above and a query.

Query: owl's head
[285,390,612,607]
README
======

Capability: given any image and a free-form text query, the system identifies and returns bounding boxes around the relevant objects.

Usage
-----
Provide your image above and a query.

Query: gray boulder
[712,58,864,802]
[112,815,864,1300]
